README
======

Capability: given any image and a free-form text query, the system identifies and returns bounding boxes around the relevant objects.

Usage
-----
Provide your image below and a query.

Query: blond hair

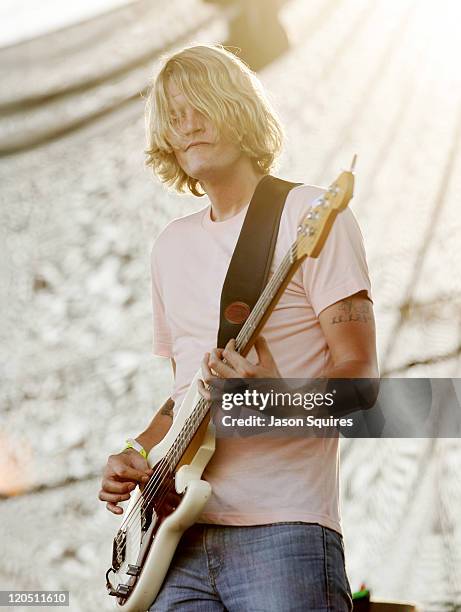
[145,44,283,196]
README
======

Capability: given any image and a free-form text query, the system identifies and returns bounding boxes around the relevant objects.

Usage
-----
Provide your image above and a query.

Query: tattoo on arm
[160,398,175,418]
[331,298,372,324]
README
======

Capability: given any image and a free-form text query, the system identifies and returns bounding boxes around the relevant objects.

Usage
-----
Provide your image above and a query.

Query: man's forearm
[253,360,378,418]
[135,397,175,454]
[324,359,378,380]
[321,359,380,418]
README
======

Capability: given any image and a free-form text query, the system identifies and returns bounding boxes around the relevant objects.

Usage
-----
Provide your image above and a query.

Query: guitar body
[110,371,216,611]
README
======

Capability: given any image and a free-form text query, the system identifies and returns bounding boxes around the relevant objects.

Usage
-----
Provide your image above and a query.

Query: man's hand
[197,336,280,401]
[98,449,153,515]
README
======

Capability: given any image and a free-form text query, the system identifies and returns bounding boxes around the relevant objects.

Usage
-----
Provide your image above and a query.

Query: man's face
[165,79,244,182]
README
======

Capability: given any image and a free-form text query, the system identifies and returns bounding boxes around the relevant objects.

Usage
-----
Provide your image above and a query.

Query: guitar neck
[233,242,303,357]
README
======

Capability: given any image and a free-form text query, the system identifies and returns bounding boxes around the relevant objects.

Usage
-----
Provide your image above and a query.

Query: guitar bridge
[107,583,132,598]
[106,568,132,599]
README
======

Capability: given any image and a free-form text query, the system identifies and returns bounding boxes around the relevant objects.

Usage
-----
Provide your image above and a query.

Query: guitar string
[114,195,329,553]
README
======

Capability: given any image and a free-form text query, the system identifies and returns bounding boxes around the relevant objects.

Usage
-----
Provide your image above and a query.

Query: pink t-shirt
[150,183,371,533]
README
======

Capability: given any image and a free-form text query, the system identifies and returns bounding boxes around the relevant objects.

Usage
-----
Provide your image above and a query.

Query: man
[99,44,378,610]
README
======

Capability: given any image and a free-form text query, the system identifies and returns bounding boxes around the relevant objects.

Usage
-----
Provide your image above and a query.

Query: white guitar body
[112,370,216,611]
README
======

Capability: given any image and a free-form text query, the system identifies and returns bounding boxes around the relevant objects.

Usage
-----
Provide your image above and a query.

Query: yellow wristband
[123,438,147,459]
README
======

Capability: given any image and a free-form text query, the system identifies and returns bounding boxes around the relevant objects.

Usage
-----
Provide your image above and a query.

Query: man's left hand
[197,337,280,401]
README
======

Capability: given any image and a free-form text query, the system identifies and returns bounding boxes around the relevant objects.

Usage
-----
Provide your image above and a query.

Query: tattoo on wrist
[331,298,372,324]
[160,398,175,418]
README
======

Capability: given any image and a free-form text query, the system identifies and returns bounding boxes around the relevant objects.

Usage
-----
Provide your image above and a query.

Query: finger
[202,352,222,383]
[201,352,213,382]
[222,339,255,375]
[112,465,151,483]
[106,502,124,515]
[208,348,236,378]
[200,355,220,390]
[197,378,211,401]
[101,480,137,494]
[99,491,133,503]
[254,336,275,367]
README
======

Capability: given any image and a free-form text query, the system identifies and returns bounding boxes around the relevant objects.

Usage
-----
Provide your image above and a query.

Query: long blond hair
[145,44,283,196]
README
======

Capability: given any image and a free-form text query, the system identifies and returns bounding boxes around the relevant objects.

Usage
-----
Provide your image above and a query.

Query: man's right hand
[99,449,154,515]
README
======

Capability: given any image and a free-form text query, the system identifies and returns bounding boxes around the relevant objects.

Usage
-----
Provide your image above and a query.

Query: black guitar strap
[217,175,301,349]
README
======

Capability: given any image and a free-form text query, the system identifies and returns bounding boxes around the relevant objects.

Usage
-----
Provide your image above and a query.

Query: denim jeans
[149,522,353,611]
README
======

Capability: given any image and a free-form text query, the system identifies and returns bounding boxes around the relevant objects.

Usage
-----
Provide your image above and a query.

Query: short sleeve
[302,207,372,317]
[150,243,174,358]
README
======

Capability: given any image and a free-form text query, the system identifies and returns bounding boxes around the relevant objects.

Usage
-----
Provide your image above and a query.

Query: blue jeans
[149,522,353,611]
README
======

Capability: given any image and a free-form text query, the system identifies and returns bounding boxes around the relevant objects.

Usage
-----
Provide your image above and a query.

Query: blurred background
[0,0,460,610]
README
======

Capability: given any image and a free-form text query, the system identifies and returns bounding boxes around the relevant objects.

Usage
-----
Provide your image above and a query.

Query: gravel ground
[1,0,460,610]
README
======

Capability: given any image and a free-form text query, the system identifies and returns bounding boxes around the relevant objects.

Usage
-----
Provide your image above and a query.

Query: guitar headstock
[293,155,356,260]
